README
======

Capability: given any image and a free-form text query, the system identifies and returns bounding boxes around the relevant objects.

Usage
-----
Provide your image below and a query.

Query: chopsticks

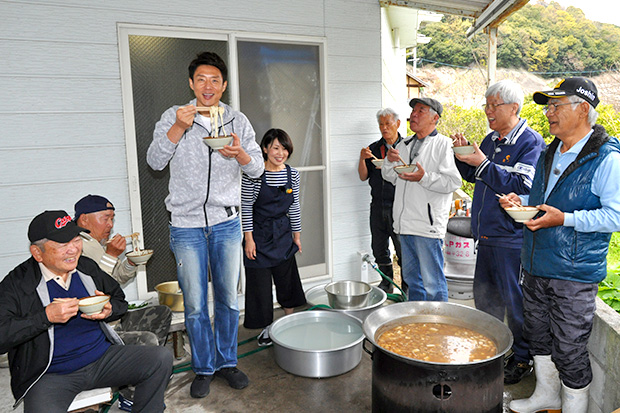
[105,232,139,244]
[53,297,76,302]
[495,193,522,209]
[384,143,408,166]
[397,155,409,166]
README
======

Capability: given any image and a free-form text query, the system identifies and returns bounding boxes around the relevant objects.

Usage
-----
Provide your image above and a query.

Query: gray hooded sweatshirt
[147,99,264,228]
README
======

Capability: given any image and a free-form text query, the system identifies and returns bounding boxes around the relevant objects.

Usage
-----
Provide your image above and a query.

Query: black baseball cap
[409,97,443,117]
[28,210,89,243]
[533,77,599,108]
[74,194,115,220]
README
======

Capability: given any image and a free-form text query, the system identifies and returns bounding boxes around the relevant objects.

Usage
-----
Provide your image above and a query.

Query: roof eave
[466,0,529,38]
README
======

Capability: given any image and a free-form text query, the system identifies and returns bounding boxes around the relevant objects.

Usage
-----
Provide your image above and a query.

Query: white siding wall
[0,0,382,290]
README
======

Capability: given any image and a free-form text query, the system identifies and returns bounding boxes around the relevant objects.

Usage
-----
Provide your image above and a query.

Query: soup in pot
[377,322,497,363]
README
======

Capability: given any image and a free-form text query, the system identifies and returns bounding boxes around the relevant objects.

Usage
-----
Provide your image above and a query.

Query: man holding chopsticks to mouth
[74,194,172,349]
[452,79,546,385]
[75,195,136,284]
[147,51,264,399]
[358,108,405,294]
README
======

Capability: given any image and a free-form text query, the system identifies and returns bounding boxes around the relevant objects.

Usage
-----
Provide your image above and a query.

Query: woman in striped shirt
[241,129,306,346]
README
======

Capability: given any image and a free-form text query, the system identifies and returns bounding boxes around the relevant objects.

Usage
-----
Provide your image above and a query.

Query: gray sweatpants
[522,271,597,388]
[24,344,173,413]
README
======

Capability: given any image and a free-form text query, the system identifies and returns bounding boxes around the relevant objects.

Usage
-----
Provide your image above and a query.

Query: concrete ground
[0,297,535,413]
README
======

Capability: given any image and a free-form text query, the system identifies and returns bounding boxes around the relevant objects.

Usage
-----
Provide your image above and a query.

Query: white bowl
[453,145,475,155]
[394,164,418,174]
[126,249,153,265]
[79,295,110,315]
[505,206,539,223]
[371,159,384,168]
[202,135,233,150]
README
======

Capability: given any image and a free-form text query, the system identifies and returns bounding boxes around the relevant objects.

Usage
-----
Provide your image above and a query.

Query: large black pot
[363,302,513,413]
[446,215,473,238]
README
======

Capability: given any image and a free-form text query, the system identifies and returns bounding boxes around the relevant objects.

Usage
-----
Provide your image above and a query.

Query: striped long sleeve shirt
[241,167,301,233]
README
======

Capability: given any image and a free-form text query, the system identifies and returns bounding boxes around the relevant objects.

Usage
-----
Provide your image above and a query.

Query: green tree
[520,101,551,143]
[418,0,620,77]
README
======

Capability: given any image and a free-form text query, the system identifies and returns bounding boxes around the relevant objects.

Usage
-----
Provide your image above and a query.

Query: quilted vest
[521,125,619,283]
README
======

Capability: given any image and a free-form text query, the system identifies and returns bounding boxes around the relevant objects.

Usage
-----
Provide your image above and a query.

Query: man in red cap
[503,78,620,413]
[0,210,172,412]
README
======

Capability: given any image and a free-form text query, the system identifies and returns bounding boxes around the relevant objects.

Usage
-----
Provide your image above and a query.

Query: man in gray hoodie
[147,52,264,399]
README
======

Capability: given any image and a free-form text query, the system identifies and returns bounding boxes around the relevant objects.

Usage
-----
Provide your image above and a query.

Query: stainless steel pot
[305,284,387,321]
[363,301,513,413]
[270,311,364,378]
[324,280,371,309]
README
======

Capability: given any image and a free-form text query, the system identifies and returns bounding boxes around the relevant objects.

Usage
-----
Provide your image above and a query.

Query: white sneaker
[257,328,272,347]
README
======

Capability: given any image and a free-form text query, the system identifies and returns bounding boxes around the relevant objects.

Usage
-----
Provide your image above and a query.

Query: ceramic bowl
[126,249,153,265]
[453,145,475,155]
[394,164,418,174]
[79,295,110,315]
[505,206,539,223]
[202,135,233,150]
[371,159,384,168]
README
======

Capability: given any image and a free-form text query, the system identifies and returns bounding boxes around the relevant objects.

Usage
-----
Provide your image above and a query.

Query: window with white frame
[118,25,329,296]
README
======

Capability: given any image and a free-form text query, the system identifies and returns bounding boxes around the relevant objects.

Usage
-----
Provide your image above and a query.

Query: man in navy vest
[0,210,173,412]
[502,78,620,413]
[453,79,546,384]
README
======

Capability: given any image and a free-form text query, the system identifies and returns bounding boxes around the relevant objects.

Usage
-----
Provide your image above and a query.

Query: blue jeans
[170,218,242,375]
[400,234,448,301]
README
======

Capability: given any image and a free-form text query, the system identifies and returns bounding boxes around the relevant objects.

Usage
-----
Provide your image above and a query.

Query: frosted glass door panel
[237,41,322,167]
[237,41,326,274]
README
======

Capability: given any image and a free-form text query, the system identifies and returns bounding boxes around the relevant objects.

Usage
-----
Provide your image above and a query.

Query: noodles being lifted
[207,106,227,137]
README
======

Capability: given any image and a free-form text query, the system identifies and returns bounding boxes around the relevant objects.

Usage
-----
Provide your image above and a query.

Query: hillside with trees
[414,1,620,314]
[417,0,620,77]
[411,0,620,140]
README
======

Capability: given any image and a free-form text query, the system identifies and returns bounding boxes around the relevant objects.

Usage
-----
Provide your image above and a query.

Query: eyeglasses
[482,102,509,111]
[543,102,574,114]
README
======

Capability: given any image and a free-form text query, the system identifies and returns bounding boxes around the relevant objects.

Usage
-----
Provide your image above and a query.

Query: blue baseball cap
[74,195,115,221]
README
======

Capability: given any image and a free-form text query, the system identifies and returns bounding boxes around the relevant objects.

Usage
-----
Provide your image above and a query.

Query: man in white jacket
[382,98,462,301]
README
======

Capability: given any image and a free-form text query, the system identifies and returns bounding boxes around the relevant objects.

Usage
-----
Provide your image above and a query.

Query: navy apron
[244,165,299,268]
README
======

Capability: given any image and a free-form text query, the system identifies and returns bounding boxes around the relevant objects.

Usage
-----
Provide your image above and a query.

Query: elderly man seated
[0,210,173,412]
[74,194,171,346]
